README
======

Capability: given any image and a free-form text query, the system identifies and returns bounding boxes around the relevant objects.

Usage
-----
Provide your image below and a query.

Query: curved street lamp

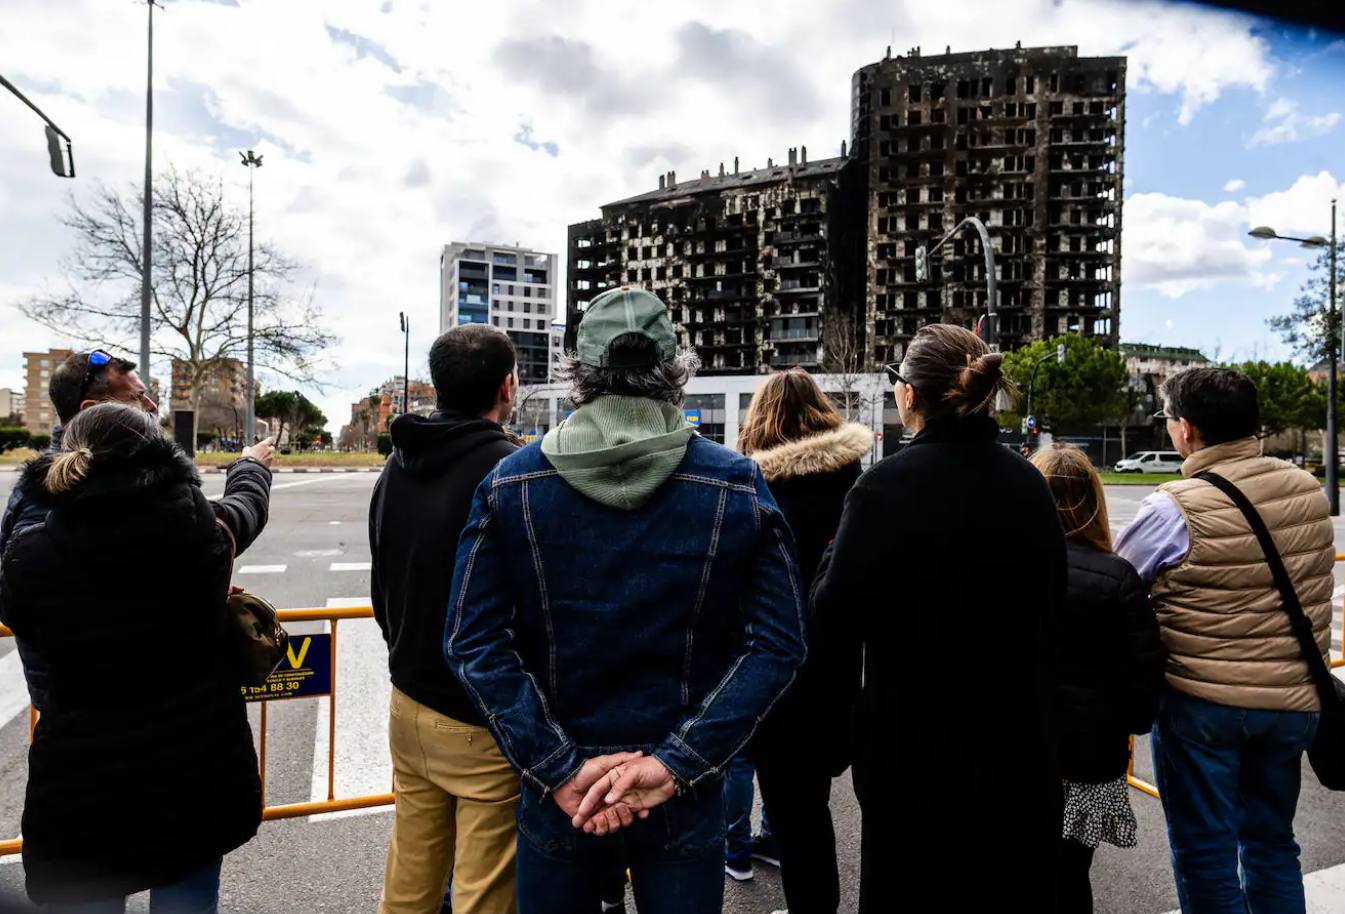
[1248,202,1338,514]
[915,216,999,352]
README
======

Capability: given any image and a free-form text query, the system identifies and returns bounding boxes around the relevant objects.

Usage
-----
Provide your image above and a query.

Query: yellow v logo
[286,637,312,669]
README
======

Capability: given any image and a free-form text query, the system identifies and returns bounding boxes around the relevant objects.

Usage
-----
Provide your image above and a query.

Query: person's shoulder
[1067,541,1136,586]
[495,440,550,479]
[679,435,759,488]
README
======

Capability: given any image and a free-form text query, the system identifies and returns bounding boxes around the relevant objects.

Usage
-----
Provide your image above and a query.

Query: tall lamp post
[140,1,162,382]
[240,149,263,444]
[1249,208,1336,513]
[1025,343,1067,451]
[398,312,410,415]
[915,216,999,352]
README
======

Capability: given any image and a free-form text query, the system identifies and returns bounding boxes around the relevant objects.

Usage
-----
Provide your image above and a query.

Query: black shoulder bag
[1196,471,1345,790]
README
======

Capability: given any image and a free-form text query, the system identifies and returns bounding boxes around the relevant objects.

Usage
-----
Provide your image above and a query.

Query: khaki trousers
[380,687,519,914]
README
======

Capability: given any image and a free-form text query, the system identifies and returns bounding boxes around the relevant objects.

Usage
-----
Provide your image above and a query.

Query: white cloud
[1245,171,1345,238]
[1247,98,1341,146]
[0,0,1289,428]
[1123,193,1271,298]
[1224,178,1246,193]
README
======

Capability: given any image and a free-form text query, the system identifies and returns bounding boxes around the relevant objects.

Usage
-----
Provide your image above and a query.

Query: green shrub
[376,432,393,457]
[29,433,52,452]
[0,427,31,453]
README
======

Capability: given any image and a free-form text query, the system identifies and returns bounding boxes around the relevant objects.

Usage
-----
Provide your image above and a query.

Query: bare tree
[821,308,871,420]
[19,168,335,414]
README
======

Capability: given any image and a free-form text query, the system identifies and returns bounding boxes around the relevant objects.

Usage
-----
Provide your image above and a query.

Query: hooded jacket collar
[750,422,874,482]
[1179,436,1260,478]
[390,409,513,478]
[20,436,198,506]
[541,396,693,510]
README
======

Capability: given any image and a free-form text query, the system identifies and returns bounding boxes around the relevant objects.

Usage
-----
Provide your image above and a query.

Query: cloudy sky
[1,0,1342,430]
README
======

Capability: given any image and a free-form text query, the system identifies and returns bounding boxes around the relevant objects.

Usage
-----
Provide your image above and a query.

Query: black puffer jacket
[0,439,270,905]
[750,422,871,774]
[1056,541,1166,782]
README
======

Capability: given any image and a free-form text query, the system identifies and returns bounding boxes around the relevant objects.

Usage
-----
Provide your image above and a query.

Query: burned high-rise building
[566,44,1125,375]
[852,44,1125,362]
[566,149,863,374]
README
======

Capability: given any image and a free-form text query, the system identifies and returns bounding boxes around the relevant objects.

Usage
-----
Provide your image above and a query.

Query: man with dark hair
[1117,366,1334,912]
[446,286,807,914]
[0,348,160,712]
[370,323,522,914]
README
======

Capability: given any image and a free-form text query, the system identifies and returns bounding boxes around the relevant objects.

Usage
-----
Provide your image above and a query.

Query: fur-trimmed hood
[19,436,200,506]
[750,422,874,482]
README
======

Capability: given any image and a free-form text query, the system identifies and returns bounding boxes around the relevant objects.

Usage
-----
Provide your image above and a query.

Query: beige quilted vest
[1151,437,1335,711]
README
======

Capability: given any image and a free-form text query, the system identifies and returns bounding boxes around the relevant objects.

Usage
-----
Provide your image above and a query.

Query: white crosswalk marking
[238,564,287,574]
[309,597,391,820]
[0,648,32,731]
[329,562,372,572]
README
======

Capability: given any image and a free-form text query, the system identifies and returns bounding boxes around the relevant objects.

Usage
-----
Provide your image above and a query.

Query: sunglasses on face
[79,350,114,403]
[883,362,913,388]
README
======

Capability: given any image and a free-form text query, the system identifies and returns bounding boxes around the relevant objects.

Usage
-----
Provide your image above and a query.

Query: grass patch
[0,448,38,465]
[194,451,387,469]
[1100,471,1182,485]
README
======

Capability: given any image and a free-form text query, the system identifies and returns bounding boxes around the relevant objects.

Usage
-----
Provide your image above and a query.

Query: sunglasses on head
[1153,408,1175,420]
[79,350,114,403]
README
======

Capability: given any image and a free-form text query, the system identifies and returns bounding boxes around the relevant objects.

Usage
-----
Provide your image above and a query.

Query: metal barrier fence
[0,605,392,858]
[3,556,1345,855]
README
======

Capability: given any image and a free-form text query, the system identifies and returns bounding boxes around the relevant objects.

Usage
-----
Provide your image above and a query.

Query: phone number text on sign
[241,633,332,702]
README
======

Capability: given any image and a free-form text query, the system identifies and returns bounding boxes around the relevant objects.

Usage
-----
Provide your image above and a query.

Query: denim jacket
[445,435,807,793]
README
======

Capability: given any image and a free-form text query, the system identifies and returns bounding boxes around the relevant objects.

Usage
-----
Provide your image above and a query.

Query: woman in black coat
[740,368,872,914]
[1030,445,1165,913]
[0,402,274,911]
[811,324,1068,913]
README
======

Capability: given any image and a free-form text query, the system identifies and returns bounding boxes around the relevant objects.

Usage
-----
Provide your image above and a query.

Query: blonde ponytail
[46,447,92,494]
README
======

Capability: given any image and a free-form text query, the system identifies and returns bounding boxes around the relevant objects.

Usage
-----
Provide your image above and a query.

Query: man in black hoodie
[370,324,522,914]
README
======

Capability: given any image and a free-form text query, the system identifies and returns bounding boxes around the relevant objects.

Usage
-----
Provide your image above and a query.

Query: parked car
[1113,450,1183,473]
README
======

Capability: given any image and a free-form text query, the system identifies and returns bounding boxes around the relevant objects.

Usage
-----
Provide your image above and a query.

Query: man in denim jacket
[446,286,807,914]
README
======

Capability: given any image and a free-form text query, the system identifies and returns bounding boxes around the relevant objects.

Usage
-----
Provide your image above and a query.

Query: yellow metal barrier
[0,606,394,858]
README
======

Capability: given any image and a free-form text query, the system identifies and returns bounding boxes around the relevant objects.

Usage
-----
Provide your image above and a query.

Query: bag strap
[215,518,238,598]
[1195,471,1338,707]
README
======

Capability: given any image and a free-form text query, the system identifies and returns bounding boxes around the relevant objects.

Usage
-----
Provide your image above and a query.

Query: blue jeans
[723,755,755,856]
[44,858,223,914]
[1152,688,1319,914]
[515,781,724,914]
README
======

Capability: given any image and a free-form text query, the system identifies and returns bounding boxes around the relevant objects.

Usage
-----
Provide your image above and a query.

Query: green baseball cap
[576,285,679,369]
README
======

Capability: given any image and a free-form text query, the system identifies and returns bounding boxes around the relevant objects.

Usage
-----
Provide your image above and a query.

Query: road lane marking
[238,564,287,574]
[0,648,32,731]
[208,475,375,501]
[295,549,342,558]
[309,597,390,821]
[330,562,372,572]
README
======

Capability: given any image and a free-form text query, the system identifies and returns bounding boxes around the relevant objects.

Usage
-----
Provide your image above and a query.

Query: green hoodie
[541,395,694,510]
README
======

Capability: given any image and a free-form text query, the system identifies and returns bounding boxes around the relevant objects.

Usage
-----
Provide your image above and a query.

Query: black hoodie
[369,410,518,724]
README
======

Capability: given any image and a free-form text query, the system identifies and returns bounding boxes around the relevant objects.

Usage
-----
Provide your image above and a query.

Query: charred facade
[853,44,1125,361]
[566,150,863,374]
[567,44,1125,374]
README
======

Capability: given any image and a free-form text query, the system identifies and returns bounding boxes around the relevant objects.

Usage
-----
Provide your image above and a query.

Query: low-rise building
[22,348,74,435]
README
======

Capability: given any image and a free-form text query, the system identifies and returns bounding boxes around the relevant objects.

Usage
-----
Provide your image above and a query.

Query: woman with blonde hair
[1030,445,1165,913]
[811,323,1066,911]
[734,367,871,914]
[0,402,276,912]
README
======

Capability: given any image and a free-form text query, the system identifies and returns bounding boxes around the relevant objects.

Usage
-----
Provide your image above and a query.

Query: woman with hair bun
[0,401,276,912]
[811,323,1068,912]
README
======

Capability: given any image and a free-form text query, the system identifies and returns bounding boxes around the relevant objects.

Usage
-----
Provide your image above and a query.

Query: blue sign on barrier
[241,633,332,702]
[685,409,702,428]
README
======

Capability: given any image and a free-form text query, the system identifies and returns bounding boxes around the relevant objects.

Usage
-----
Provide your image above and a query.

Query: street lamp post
[915,216,999,352]
[1025,343,1067,451]
[399,312,409,415]
[140,1,161,383]
[1249,212,1336,513]
[240,149,263,444]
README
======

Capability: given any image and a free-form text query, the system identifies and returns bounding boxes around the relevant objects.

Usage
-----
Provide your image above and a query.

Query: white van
[1114,451,1183,473]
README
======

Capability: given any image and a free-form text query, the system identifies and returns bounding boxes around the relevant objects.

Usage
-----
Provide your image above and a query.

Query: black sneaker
[750,832,782,868]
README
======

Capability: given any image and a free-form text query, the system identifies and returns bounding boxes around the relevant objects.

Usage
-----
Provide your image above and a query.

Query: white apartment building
[440,242,562,384]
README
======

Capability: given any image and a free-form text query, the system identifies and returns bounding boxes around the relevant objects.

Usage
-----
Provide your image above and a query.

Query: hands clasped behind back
[553,752,678,836]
